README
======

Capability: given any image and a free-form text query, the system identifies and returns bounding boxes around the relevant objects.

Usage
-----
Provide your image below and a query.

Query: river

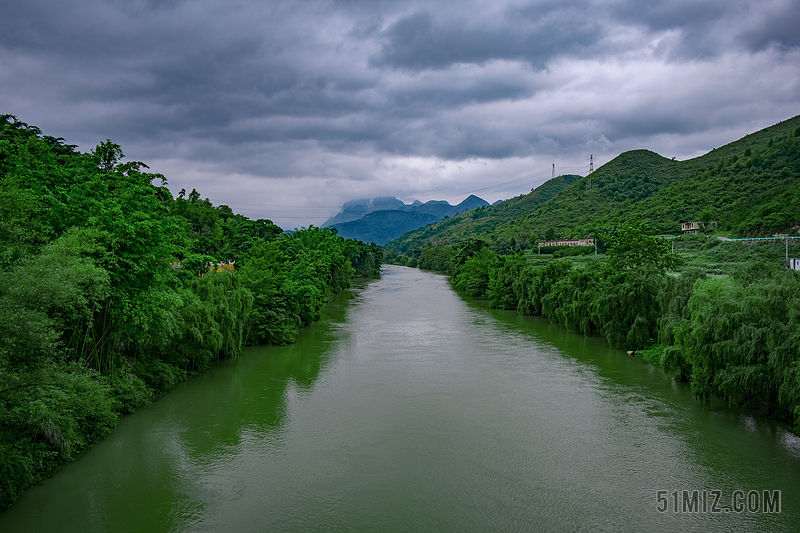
[2,265,799,532]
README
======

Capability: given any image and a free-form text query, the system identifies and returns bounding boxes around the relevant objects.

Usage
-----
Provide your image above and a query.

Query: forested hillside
[0,115,382,510]
[387,115,800,257]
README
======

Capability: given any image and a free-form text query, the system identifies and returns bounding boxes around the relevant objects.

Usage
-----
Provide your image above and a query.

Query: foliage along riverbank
[0,115,382,511]
[396,222,800,436]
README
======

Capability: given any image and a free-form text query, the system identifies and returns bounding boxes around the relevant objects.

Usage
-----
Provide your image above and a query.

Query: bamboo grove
[0,115,382,510]
[412,223,800,437]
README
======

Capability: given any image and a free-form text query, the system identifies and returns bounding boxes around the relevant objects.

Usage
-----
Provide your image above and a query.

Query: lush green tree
[657,270,706,381]
[604,220,682,273]
[454,238,488,266]
[590,268,661,349]
[674,272,800,426]
[542,265,598,335]
[168,272,253,371]
[92,139,124,173]
[347,241,383,277]
[515,259,572,316]
[487,253,527,310]
[453,247,498,297]
[0,227,111,366]
[699,206,715,224]
[172,189,224,256]
[418,245,454,273]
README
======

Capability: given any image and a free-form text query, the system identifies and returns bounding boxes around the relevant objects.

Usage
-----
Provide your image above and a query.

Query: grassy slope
[388,115,800,255]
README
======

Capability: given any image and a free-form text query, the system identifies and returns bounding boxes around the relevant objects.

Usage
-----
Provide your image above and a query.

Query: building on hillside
[681,221,717,234]
[170,261,236,273]
[539,238,595,247]
[212,261,235,273]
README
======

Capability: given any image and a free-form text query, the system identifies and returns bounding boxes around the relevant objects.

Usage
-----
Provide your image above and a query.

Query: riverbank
[3,265,797,532]
[399,226,800,435]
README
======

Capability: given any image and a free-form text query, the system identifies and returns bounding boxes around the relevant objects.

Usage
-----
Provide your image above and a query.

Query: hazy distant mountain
[411,200,452,219]
[448,195,488,217]
[323,197,406,226]
[325,194,489,244]
[331,211,441,245]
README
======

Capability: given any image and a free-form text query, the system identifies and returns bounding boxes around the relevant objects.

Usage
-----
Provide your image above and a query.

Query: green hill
[386,173,581,254]
[387,115,800,256]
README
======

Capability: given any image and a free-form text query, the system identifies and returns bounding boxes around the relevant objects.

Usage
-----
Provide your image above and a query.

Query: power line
[587,154,593,191]
[221,201,342,208]
[439,157,593,202]
[439,168,552,200]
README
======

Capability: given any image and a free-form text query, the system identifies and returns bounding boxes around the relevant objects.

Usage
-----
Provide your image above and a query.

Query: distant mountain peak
[448,195,489,217]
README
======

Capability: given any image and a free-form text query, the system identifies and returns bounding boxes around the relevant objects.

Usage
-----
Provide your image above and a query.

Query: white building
[539,238,595,247]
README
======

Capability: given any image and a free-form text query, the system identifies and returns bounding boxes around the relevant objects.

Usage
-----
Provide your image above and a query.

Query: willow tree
[590,220,683,350]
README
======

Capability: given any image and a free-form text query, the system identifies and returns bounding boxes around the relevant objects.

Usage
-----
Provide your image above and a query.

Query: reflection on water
[2,266,799,533]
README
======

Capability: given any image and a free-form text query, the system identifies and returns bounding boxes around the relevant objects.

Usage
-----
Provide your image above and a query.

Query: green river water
[2,265,799,532]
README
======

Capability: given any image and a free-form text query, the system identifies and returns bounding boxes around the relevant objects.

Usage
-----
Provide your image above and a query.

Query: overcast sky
[2,0,799,228]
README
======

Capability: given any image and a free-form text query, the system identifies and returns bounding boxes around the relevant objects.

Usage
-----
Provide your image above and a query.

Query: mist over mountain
[323,197,406,226]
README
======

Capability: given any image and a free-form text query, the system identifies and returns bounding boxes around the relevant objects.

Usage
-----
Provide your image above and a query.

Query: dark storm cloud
[742,1,800,51]
[1,0,799,227]
[608,0,800,58]
[371,8,603,71]
[606,0,731,58]
[4,0,793,156]
[610,0,729,30]
[0,0,191,58]
[589,113,709,143]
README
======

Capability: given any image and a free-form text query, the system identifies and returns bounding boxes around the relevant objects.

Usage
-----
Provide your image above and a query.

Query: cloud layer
[2,0,799,226]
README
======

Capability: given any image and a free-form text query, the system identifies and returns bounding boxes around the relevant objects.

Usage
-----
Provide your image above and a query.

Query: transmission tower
[552,163,555,180]
[586,155,593,191]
